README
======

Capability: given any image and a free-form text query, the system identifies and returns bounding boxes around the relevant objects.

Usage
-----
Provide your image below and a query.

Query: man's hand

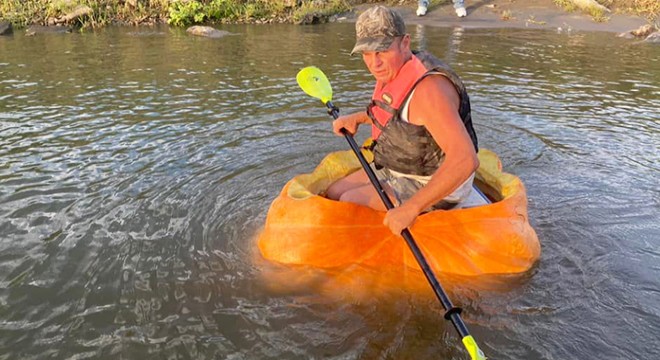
[332,111,369,136]
[332,116,357,136]
[383,204,419,235]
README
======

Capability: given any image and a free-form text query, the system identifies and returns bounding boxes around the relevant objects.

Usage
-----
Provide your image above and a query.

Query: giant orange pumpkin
[258,148,540,277]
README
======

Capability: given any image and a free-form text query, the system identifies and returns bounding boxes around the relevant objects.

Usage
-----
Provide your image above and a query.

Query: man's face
[361,35,410,83]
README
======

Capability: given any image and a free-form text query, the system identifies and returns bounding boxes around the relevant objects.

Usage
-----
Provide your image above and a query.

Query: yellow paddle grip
[462,335,486,360]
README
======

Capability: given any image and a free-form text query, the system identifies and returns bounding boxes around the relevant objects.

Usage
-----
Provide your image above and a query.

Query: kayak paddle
[296,66,486,360]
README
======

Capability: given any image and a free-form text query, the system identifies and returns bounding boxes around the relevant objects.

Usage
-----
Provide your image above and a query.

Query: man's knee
[337,191,357,204]
[326,170,367,200]
[326,183,341,200]
[338,186,379,209]
[326,178,349,200]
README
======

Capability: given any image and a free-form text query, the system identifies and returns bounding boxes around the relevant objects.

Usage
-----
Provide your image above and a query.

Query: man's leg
[326,168,397,211]
[416,0,429,16]
[336,184,388,211]
[326,168,370,200]
[454,0,467,17]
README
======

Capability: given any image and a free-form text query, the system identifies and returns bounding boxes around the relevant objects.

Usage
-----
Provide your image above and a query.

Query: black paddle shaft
[326,101,472,340]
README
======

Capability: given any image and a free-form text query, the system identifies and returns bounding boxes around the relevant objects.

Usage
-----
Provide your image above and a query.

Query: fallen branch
[53,5,93,24]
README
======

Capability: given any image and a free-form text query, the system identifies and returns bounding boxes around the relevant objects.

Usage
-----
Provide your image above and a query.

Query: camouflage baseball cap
[351,6,406,55]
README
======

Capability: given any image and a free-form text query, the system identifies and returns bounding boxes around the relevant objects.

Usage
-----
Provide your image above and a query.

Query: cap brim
[350,37,395,56]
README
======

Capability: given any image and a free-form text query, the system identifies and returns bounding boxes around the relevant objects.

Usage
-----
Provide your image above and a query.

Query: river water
[0,23,658,359]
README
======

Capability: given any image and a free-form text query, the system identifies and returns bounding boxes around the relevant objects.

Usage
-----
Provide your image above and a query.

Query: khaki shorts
[373,165,474,211]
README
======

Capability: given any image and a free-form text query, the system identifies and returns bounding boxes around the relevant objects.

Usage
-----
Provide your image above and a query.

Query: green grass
[0,0,49,28]
[554,0,659,22]
[292,0,350,24]
[552,0,578,12]
[0,0,171,29]
[607,0,660,20]
[588,5,609,22]
[0,0,352,29]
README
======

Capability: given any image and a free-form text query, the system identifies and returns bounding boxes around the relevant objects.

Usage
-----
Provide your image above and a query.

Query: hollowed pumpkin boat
[257,147,540,277]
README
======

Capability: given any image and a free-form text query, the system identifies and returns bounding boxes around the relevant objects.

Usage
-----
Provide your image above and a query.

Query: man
[326,5,479,235]
[417,0,467,17]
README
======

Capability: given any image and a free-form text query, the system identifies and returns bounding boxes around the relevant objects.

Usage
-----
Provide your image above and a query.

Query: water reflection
[0,23,658,359]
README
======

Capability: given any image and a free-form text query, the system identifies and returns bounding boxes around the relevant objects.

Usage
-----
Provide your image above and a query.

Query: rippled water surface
[1,23,658,359]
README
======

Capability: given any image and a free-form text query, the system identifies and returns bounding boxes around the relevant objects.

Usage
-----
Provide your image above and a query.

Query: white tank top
[396,88,475,203]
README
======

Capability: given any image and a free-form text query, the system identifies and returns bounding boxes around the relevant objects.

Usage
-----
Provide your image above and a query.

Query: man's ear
[401,34,412,50]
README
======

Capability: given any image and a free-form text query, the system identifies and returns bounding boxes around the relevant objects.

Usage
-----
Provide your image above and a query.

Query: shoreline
[0,0,655,38]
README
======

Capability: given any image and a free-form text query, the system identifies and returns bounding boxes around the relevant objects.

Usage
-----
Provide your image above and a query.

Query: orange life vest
[369,55,429,140]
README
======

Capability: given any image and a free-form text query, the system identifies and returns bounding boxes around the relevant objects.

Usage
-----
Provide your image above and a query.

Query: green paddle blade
[297,66,332,104]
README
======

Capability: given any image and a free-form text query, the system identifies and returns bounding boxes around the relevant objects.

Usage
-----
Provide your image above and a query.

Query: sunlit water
[0,23,658,359]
